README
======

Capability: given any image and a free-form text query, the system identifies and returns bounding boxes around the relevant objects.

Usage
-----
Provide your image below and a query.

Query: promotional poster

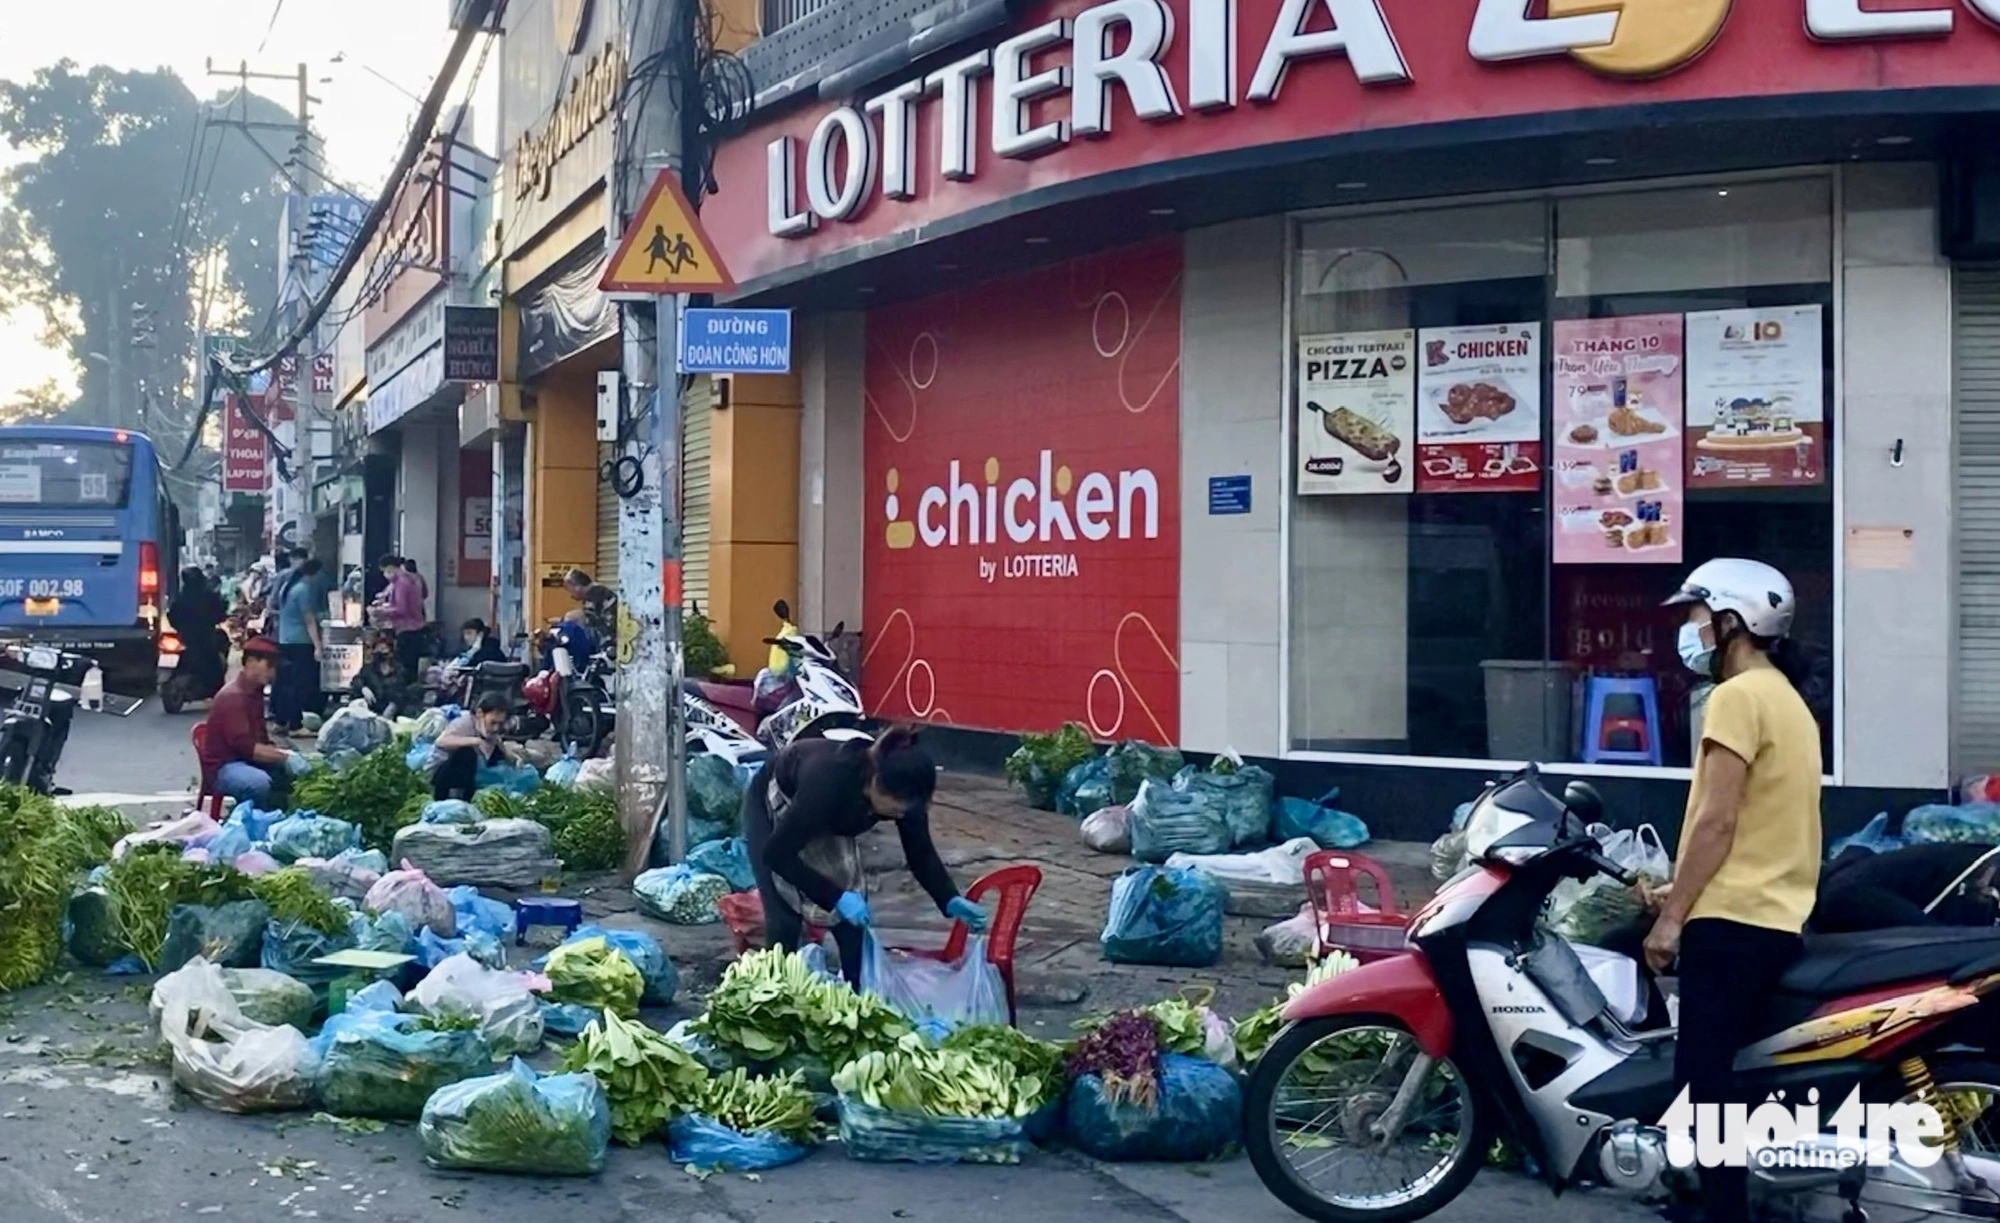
[1685,305,1826,489]
[1551,315,1685,566]
[1297,329,1415,495]
[1415,322,1543,494]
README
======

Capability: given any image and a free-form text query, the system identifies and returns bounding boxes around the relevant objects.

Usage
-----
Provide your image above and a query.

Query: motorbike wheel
[1243,1016,1492,1223]
[561,688,605,758]
[0,726,36,790]
[160,677,186,715]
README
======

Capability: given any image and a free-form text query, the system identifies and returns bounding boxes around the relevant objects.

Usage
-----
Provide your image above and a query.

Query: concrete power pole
[612,0,690,873]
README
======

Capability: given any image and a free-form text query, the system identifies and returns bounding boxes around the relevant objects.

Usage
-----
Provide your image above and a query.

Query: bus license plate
[23,597,59,617]
[25,646,57,671]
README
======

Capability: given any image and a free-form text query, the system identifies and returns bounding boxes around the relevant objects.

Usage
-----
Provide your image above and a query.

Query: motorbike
[1244,765,2000,1223]
[682,682,768,770]
[443,656,544,737]
[535,639,614,759]
[0,643,93,793]
[156,627,227,714]
[754,621,868,750]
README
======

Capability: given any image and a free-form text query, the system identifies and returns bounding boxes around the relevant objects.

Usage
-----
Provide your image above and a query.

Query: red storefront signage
[863,240,1182,742]
[708,0,1999,287]
[222,394,267,494]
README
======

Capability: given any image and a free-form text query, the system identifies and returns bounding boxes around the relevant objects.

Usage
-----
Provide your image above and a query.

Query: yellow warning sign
[600,171,734,295]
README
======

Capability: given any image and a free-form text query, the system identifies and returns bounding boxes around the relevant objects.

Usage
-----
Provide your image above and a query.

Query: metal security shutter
[680,378,714,615]
[595,443,619,592]
[1956,268,2000,773]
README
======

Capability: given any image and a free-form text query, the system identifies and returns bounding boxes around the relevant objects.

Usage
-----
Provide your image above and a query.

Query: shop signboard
[222,394,267,494]
[677,308,791,374]
[443,305,501,383]
[863,239,1182,742]
[1685,304,1826,488]
[1296,329,1414,495]
[1415,322,1543,494]
[1551,315,1685,566]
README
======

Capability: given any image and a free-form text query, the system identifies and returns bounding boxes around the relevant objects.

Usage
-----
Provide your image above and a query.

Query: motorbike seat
[689,681,757,712]
[475,661,529,681]
[1776,926,2000,997]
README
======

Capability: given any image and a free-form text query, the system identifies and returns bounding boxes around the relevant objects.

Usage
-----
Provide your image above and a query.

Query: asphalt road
[10,698,1664,1223]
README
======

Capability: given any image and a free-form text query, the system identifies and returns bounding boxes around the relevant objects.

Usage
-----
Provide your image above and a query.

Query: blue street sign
[678,308,793,374]
[1208,474,1252,515]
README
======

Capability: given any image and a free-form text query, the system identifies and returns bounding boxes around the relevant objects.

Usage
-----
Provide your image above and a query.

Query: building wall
[711,373,802,674]
[396,422,442,608]
[798,313,866,640]
[528,369,601,627]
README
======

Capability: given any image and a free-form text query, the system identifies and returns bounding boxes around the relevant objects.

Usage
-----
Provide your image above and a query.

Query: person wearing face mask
[1645,558,1822,1223]
[742,727,987,986]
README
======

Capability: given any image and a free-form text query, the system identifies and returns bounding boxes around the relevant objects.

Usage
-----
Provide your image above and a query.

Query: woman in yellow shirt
[1647,557,1823,1223]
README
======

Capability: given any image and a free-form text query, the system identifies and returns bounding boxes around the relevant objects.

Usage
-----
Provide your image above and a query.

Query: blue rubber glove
[284,751,312,777]
[834,890,870,928]
[945,895,988,932]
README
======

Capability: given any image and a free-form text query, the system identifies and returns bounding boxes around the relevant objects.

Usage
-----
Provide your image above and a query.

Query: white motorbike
[682,686,768,770]
[754,624,870,750]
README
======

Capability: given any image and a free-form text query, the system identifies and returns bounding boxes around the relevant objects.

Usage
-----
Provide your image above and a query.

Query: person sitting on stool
[429,691,520,800]
[199,637,310,806]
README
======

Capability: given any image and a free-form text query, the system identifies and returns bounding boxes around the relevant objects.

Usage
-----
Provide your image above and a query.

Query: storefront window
[1288,177,1835,771]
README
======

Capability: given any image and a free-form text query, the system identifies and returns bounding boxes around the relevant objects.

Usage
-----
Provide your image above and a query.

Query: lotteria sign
[709,0,1999,285]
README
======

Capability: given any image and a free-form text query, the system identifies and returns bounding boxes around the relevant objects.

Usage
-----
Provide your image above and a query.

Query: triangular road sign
[600,170,735,295]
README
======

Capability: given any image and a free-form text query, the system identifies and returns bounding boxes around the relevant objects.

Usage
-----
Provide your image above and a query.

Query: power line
[257,0,287,54]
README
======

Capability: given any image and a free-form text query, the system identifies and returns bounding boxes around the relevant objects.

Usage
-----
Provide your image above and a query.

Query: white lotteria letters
[865,79,927,200]
[805,106,875,221]
[1805,0,1953,39]
[924,50,992,182]
[1467,0,1617,61]
[1249,0,1411,102]
[1187,0,1238,110]
[766,137,815,237]
[993,20,1075,159]
[1072,0,1181,138]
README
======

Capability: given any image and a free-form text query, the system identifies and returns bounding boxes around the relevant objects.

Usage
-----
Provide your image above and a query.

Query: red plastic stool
[894,864,1042,1023]
[190,723,227,821]
[1304,850,1409,963]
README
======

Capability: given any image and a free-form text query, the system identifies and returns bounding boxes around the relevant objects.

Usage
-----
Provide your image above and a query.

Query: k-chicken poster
[1416,322,1542,493]
[863,240,1181,743]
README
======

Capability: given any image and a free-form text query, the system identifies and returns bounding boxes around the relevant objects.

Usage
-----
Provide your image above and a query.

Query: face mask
[1678,621,1715,677]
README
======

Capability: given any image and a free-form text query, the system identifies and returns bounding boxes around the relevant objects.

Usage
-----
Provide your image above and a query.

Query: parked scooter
[156,627,227,714]
[1243,765,2000,1223]
[682,683,768,770]
[0,643,95,794]
[753,603,867,749]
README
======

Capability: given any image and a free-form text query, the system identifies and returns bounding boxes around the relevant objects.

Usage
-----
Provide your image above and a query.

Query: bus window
[0,442,133,509]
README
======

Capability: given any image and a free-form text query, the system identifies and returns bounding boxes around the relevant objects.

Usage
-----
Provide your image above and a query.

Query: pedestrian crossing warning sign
[600,170,734,295]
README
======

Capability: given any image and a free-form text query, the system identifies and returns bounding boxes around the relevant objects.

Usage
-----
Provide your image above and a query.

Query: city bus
[0,426,181,689]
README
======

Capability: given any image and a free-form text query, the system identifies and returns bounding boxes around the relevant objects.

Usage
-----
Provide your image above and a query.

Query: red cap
[241,637,280,659]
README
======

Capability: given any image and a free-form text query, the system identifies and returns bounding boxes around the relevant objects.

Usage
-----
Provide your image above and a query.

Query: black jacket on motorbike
[1812,841,2000,931]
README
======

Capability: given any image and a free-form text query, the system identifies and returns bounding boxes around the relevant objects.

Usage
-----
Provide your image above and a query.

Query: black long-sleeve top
[763,737,958,913]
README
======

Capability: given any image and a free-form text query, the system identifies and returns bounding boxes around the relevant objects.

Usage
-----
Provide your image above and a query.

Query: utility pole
[612,0,692,874]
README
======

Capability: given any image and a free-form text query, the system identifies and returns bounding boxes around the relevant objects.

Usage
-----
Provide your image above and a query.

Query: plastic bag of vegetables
[420,1059,610,1176]
[219,967,315,1030]
[685,837,756,893]
[542,936,645,1019]
[1904,804,2000,846]
[261,917,358,999]
[859,932,1007,1033]
[153,957,314,1114]
[1105,740,1185,806]
[157,900,271,972]
[1058,756,1113,818]
[633,864,731,925]
[1100,866,1225,968]
[1065,1053,1241,1162]
[311,1009,493,1119]
[832,1039,1033,1165]
[1547,826,1668,946]
[1174,758,1276,848]
[667,1068,818,1171]
[1128,778,1232,863]
[364,860,456,935]
[536,925,678,1007]
[408,954,546,1057]
[266,814,362,864]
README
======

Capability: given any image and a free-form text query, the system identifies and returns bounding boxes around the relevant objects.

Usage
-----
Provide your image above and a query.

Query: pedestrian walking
[273,558,331,734]
[376,555,428,681]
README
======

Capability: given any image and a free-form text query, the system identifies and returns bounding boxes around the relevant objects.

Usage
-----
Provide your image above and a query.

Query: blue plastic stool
[1580,675,1662,766]
[514,897,583,946]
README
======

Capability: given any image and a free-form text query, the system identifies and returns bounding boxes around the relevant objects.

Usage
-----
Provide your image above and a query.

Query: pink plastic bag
[363,860,456,936]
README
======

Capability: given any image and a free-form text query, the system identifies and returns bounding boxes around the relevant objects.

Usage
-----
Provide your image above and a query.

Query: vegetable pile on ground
[939,1024,1066,1115]
[543,936,646,1018]
[97,851,350,968]
[0,790,128,989]
[1003,723,1096,809]
[1233,949,1361,1064]
[694,1067,819,1144]
[694,947,912,1069]
[1066,1011,1163,1107]
[291,743,429,850]
[474,785,625,872]
[832,1031,1044,1120]
[560,1010,711,1146]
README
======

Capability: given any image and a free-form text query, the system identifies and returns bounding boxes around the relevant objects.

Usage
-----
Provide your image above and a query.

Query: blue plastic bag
[1276,788,1371,849]
[416,924,506,970]
[227,804,284,841]
[667,1113,809,1171]
[686,837,755,892]
[1101,866,1225,968]
[312,1010,493,1119]
[546,755,582,789]
[535,925,679,1006]
[1172,763,1276,848]
[421,1059,610,1174]
[350,909,416,955]
[347,979,404,1013]
[406,740,438,771]
[422,800,483,826]
[540,1000,601,1037]
[1057,756,1113,818]
[1903,804,2000,846]
[1065,1054,1242,1162]
[206,822,253,866]
[448,887,517,941]
[1128,778,1232,863]
[1829,811,1907,858]
[262,918,358,997]
[267,814,362,863]
[633,864,729,924]
[477,760,541,794]
[860,933,1007,1033]
[835,1098,1027,1165]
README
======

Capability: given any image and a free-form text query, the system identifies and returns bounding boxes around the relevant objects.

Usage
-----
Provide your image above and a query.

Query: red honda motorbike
[1245,767,2000,1223]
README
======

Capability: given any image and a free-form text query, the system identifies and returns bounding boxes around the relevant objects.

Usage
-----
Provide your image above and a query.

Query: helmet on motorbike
[1662,557,1795,640]
[522,670,558,716]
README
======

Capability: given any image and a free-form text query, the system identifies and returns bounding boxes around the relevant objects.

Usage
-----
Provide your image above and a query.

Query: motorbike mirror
[830,621,846,638]
[773,599,791,621]
[1562,780,1606,827]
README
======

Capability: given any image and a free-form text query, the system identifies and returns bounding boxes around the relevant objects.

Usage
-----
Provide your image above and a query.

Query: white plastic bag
[1080,805,1131,854]
[408,953,546,1057]
[575,757,616,793]
[1165,837,1317,887]
[1573,944,1647,1027]
[152,957,313,1114]
[859,933,1008,1033]
[1547,825,1669,946]
[113,811,222,860]
[1255,904,1320,968]
[365,860,457,936]
[318,698,394,756]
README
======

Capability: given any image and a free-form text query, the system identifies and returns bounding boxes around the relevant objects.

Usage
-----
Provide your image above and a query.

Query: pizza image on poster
[1416,322,1542,493]
[1685,305,1825,489]
[1551,314,1685,566]
[1297,329,1414,495]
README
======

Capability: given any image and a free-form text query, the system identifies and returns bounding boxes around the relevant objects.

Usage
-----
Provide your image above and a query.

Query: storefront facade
[708,0,2000,835]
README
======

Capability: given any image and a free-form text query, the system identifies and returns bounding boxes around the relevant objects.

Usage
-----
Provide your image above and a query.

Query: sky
[0,0,499,406]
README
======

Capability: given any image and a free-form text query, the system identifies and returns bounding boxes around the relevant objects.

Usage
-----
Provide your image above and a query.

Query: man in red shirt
[199,638,308,806]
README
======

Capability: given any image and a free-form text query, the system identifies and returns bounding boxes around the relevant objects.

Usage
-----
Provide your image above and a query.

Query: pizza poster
[1551,315,1685,566]
[1415,322,1542,493]
[1685,305,1825,489]
[1297,329,1414,495]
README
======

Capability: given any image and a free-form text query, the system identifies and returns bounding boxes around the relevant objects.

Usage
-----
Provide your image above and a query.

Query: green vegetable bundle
[471,785,626,872]
[1003,723,1095,809]
[100,846,258,968]
[544,936,646,1019]
[695,1068,818,1145]
[939,1025,1066,1113]
[420,1061,611,1175]
[290,743,428,851]
[0,791,128,989]
[559,1010,711,1146]
[832,1032,1040,1120]
[250,867,351,937]
[694,947,911,1068]
[1233,949,1360,1064]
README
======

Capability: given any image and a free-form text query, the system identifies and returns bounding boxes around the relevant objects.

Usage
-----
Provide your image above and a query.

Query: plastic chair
[513,896,583,946]
[896,864,1043,1023]
[190,723,226,821]
[1580,675,1662,766]
[1303,850,1410,963]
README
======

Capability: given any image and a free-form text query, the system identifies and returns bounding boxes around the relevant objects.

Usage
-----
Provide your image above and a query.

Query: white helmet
[1663,558,1795,640]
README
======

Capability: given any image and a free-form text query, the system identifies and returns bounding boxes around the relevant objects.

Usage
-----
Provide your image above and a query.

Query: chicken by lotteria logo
[883,449,1159,583]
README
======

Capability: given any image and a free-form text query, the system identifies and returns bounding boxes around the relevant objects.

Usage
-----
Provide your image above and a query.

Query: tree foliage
[0,61,295,441]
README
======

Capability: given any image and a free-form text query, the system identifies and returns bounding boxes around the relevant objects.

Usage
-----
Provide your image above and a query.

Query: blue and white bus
[0,426,182,687]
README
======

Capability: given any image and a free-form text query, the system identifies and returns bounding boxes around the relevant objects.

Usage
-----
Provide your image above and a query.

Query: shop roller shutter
[680,378,714,615]
[1956,268,2000,773]
[596,442,619,593]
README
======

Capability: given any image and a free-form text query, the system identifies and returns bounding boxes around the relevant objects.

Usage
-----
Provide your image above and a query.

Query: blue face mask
[1678,620,1715,677]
